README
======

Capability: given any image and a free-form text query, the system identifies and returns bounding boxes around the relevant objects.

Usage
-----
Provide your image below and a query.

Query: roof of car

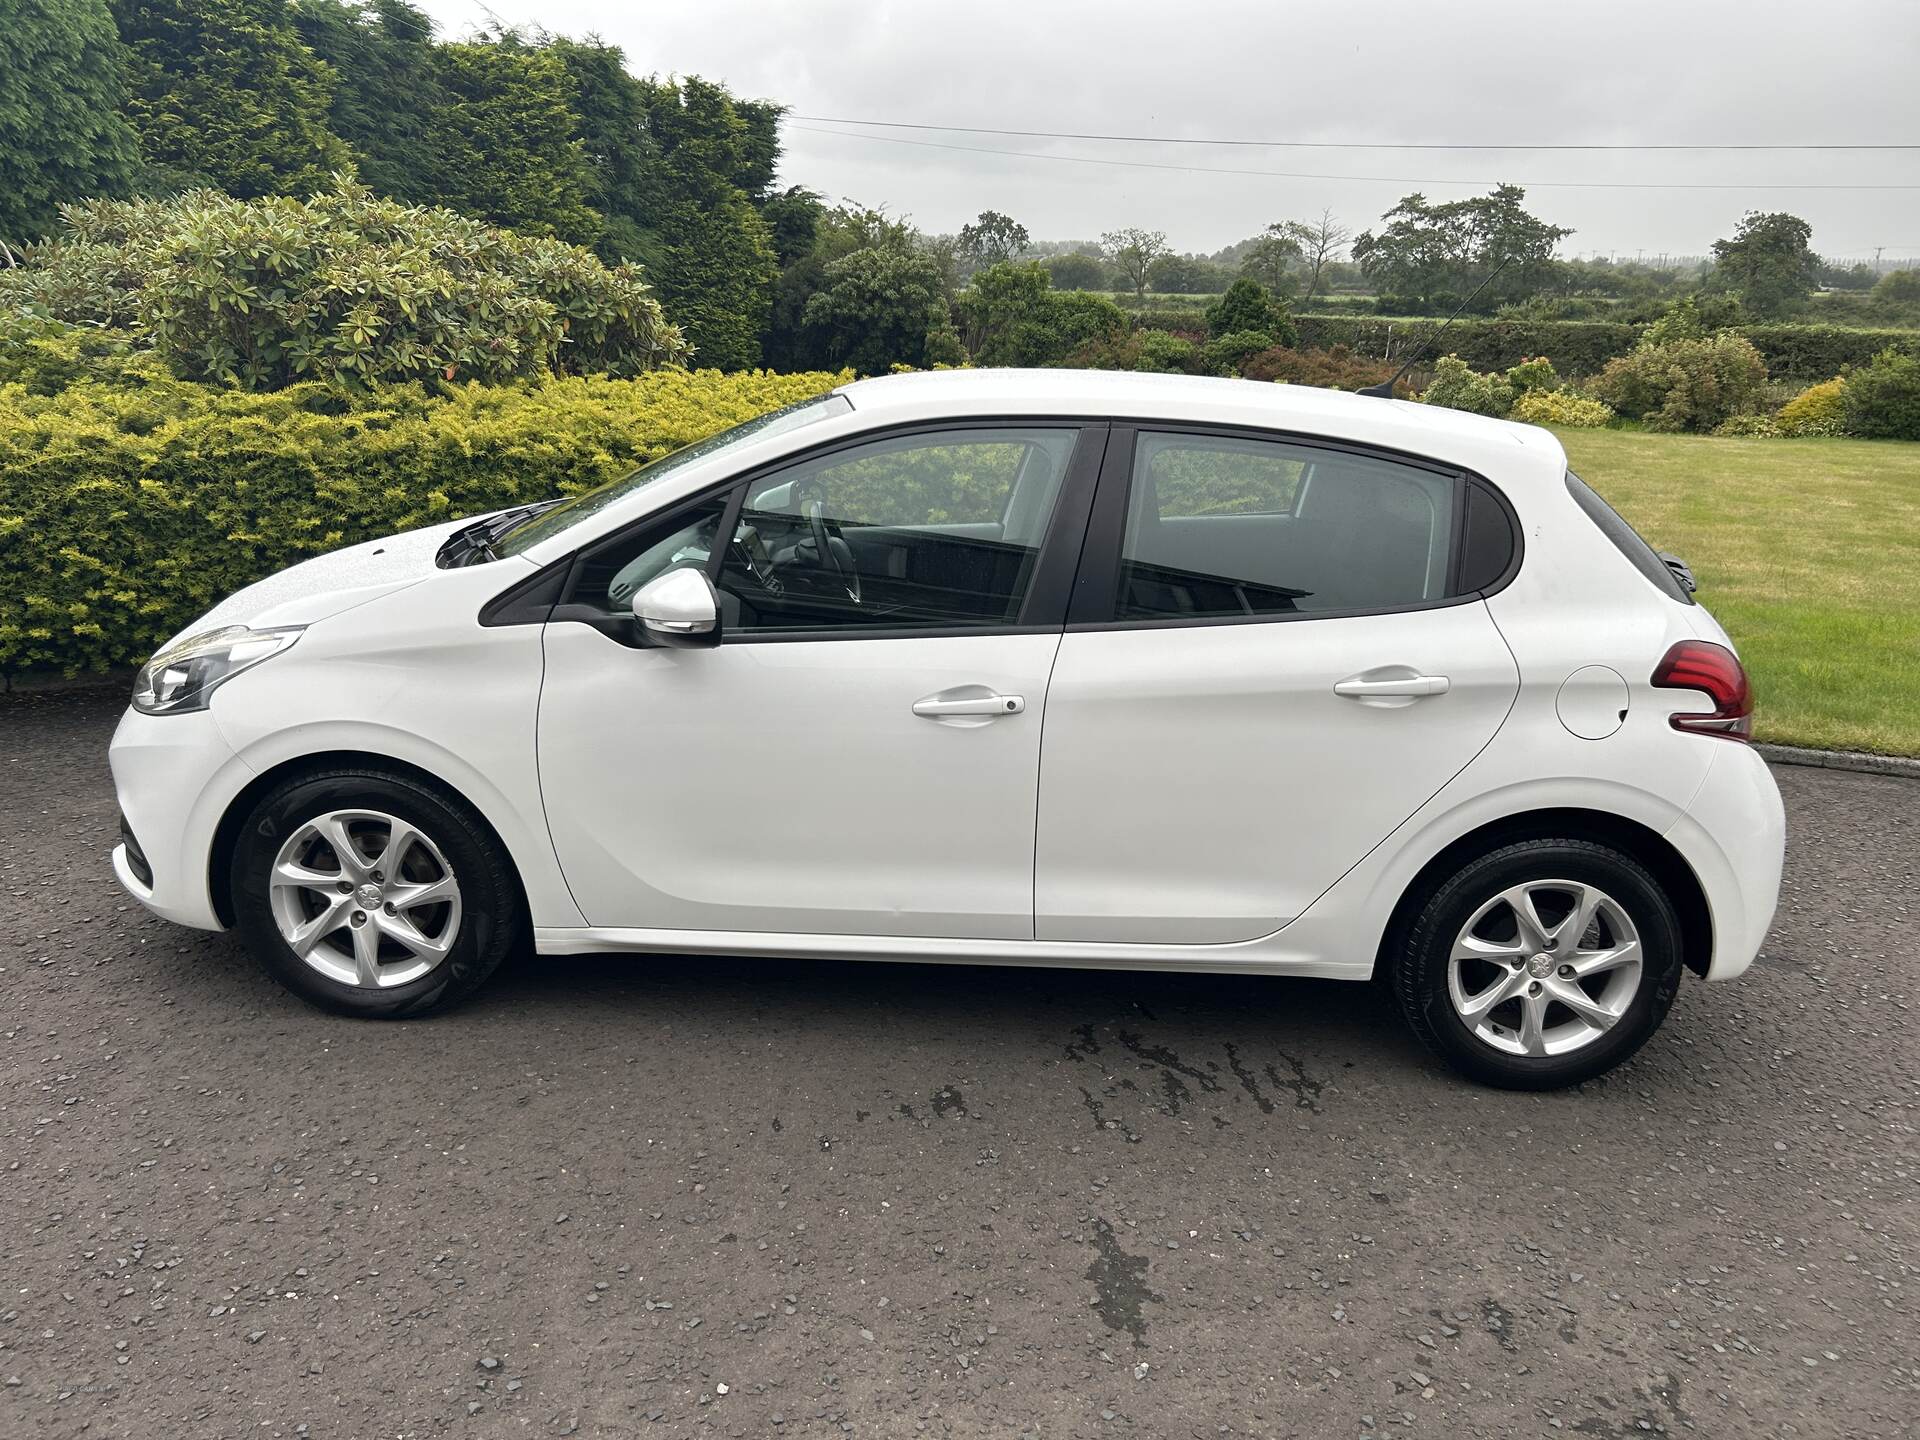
[834,367,1564,480]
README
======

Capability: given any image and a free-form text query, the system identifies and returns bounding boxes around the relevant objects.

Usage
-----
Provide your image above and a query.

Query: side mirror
[630,567,721,648]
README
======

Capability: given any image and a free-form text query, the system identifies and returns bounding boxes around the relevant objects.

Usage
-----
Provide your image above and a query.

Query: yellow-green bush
[1510,387,1615,428]
[0,356,846,675]
[1775,377,1851,437]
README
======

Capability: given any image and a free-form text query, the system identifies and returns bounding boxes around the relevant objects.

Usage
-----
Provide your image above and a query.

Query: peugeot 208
[109,370,1784,1088]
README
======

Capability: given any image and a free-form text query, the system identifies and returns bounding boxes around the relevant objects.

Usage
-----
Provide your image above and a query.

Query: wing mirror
[630,567,721,648]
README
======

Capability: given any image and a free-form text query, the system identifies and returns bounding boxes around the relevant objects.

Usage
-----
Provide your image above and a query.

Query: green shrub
[1240,343,1398,391]
[1842,348,1920,440]
[1204,329,1277,375]
[1591,334,1769,432]
[957,262,1126,367]
[1204,278,1296,347]
[1642,294,1746,346]
[0,181,688,389]
[1775,378,1851,437]
[1419,355,1513,417]
[1510,388,1615,427]
[1066,326,1202,374]
[1504,355,1560,394]
[1712,414,1781,437]
[0,362,847,675]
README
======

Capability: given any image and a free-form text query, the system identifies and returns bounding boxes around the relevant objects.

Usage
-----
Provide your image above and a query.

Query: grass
[1554,428,1920,755]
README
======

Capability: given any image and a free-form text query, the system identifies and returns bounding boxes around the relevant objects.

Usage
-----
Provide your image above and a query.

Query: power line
[791,114,1920,153]
[788,125,1920,192]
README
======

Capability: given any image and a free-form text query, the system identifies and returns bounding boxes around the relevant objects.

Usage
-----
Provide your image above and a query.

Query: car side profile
[109,369,1785,1088]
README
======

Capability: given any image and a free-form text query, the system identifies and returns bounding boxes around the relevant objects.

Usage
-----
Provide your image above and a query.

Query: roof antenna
[1357,253,1516,399]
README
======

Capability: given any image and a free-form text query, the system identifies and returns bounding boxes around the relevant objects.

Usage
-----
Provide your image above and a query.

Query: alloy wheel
[1445,879,1643,1058]
[267,809,462,989]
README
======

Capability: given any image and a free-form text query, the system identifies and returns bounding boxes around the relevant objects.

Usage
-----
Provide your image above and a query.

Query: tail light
[1651,640,1753,742]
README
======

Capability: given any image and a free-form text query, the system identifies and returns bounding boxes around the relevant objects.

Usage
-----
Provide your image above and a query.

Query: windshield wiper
[436,499,568,568]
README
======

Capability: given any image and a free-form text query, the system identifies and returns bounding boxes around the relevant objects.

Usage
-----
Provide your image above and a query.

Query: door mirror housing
[630,567,721,648]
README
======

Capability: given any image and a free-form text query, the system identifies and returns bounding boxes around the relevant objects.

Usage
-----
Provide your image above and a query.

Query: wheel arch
[208,750,531,929]
[1376,807,1714,980]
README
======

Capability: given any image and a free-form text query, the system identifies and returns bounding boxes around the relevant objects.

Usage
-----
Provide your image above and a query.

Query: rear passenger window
[1116,433,1457,620]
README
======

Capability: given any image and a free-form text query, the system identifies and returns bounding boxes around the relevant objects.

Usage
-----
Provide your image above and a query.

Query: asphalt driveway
[2,686,1914,1439]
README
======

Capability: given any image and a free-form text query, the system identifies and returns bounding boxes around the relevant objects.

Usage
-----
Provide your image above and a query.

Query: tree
[761,202,917,371]
[1044,251,1108,291]
[0,0,141,242]
[1101,227,1169,299]
[1351,186,1570,311]
[637,76,778,369]
[112,0,352,198]
[957,209,1029,270]
[1147,252,1231,294]
[1204,277,1294,347]
[1275,209,1350,307]
[956,261,1124,367]
[802,245,951,375]
[544,33,661,266]
[424,37,599,244]
[1710,211,1817,320]
[1238,228,1302,296]
[291,0,442,203]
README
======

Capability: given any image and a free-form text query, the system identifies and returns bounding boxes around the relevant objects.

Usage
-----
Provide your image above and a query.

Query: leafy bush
[0,181,688,388]
[1419,355,1513,417]
[801,245,953,376]
[1240,343,1397,391]
[1504,355,1560,394]
[1204,329,1278,376]
[957,262,1125,367]
[1509,388,1615,427]
[1712,414,1781,437]
[1591,334,1769,433]
[1842,348,1920,440]
[1066,326,1202,374]
[1775,378,1852,437]
[0,354,846,675]
[1642,294,1746,346]
[1204,278,1295,347]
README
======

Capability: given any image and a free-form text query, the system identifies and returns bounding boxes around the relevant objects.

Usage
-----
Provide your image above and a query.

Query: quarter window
[1115,432,1458,620]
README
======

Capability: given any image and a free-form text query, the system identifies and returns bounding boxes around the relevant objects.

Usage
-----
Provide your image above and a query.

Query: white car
[109,370,1784,1088]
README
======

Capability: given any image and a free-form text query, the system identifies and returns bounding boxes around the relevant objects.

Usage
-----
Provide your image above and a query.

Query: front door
[538,423,1100,939]
[1036,427,1521,944]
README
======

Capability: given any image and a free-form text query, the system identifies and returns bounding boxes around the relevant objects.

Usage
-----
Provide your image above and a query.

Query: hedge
[0,352,846,675]
[1292,316,1640,377]
[1289,315,1920,382]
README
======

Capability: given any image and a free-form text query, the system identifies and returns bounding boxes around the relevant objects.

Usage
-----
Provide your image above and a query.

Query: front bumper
[107,704,256,931]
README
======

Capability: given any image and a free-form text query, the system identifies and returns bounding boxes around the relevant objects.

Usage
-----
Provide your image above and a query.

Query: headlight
[131,625,304,715]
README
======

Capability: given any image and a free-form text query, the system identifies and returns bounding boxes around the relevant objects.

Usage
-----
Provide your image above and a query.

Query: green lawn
[1555,429,1920,755]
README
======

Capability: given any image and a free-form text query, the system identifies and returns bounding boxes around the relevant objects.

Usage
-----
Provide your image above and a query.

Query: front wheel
[1390,839,1685,1089]
[230,766,522,1018]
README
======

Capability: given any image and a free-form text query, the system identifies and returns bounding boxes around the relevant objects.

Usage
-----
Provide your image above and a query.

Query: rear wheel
[1390,839,1685,1089]
[231,767,521,1018]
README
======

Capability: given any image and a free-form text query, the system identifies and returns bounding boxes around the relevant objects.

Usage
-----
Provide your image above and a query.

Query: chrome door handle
[912,693,1025,718]
[1334,674,1451,698]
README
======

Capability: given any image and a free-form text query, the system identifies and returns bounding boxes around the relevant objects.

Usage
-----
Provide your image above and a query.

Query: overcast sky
[415,0,1919,262]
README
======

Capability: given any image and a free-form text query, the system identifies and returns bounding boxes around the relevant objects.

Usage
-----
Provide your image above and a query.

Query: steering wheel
[796,480,861,604]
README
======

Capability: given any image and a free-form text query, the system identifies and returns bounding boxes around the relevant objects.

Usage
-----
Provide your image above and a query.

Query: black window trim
[485,416,1112,645]
[1063,420,1523,633]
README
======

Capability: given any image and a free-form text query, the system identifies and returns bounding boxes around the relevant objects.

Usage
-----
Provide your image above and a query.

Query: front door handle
[912,692,1025,718]
[1334,674,1451,698]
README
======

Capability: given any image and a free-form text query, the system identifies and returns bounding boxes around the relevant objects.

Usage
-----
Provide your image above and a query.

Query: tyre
[1389,838,1685,1089]
[230,766,522,1018]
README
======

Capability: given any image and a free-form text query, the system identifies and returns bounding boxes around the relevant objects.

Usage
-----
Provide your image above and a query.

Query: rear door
[1035,425,1521,944]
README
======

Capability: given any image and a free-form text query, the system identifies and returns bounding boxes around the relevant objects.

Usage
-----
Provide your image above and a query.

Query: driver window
[716,427,1079,634]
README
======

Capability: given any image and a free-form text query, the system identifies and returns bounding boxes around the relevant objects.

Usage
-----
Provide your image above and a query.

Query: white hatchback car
[110,370,1784,1088]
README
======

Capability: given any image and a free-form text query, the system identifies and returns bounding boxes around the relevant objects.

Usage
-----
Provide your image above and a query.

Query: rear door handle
[912,693,1025,718]
[1334,674,1451,698]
